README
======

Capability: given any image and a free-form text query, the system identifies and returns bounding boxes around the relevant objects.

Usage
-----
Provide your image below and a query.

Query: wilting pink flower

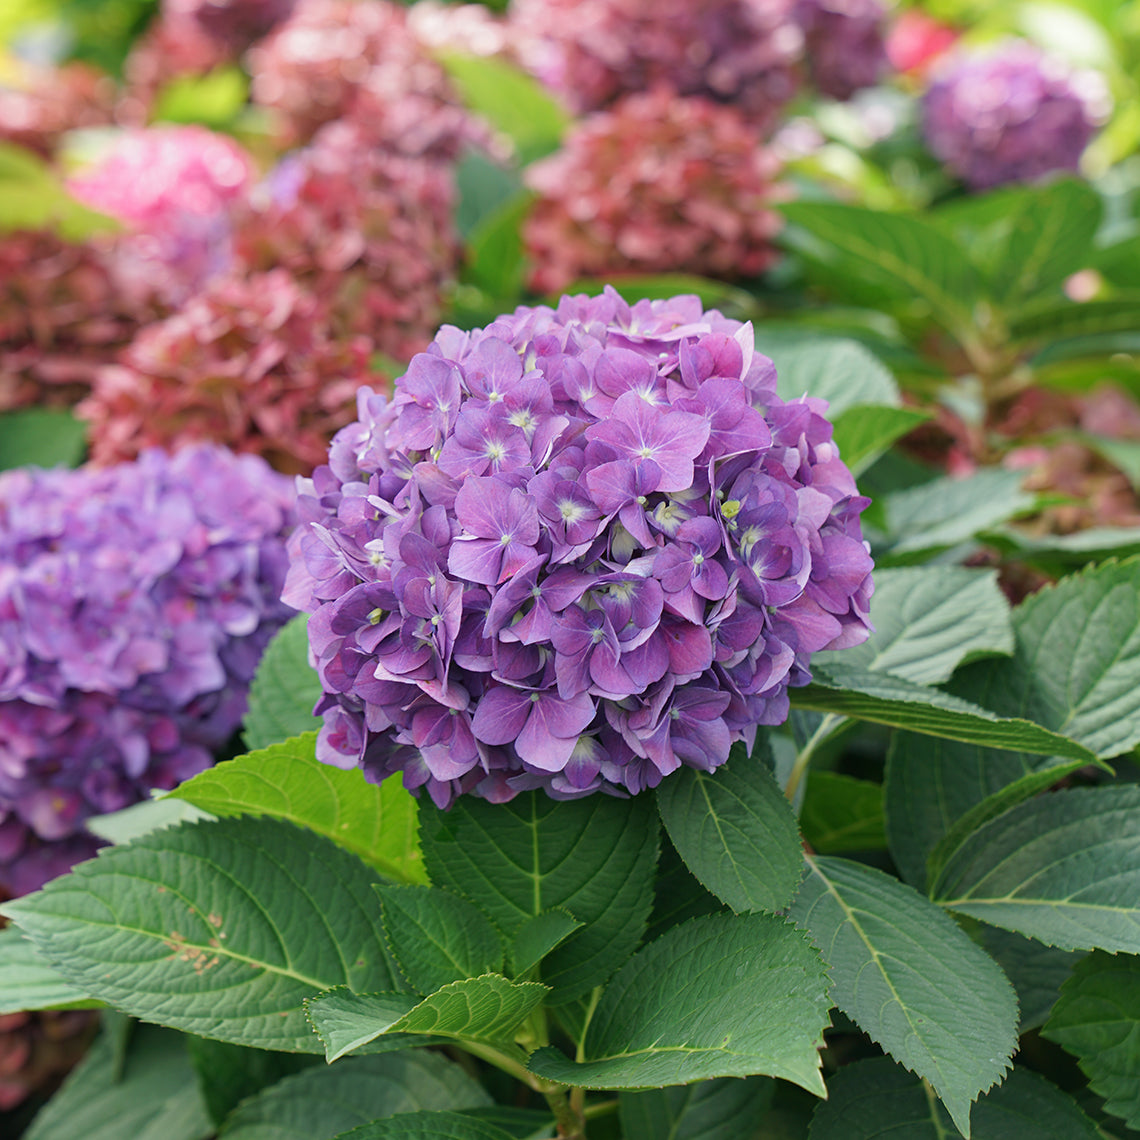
[286,287,873,808]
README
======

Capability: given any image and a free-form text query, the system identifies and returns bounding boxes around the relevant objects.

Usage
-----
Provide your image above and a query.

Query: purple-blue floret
[0,445,295,896]
[285,288,874,808]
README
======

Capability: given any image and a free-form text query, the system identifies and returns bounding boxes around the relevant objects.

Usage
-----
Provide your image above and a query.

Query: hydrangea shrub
[285,289,873,807]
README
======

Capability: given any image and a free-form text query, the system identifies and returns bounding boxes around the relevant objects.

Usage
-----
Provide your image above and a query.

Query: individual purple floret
[0,446,295,897]
[285,289,874,808]
[922,40,1103,190]
[794,0,887,101]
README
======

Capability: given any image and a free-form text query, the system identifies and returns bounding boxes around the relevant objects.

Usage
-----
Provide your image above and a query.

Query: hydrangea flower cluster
[80,269,377,473]
[0,445,295,897]
[794,0,887,101]
[166,0,299,51]
[285,289,873,809]
[922,40,1103,189]
[510,0,802,132]
[67,125,255,304]
[0,62,114,160]
[523,90,784,295]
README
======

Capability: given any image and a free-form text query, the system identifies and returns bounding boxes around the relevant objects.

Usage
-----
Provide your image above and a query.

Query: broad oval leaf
[830,404,930,476]
[932,786,1140,952]
[770,336,899,415]
[655,742,803,914]
[330,1111,516,1140]
[0,408,87,472]
[242,614,322,750]
[509,910,583,978]
[789,856,1018,1137]
[186,1037,317,1127]
[0,817,406,1051]
[619,1077,774,1140]
[527,912,830,1095]
[0,926,102,1013]
[171,734,426,884]
[800,773,886,855]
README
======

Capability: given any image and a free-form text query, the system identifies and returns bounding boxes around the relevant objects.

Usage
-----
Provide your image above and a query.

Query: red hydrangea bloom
[0,445,295,897]
[885,9,958,77]
[80,268,378,473]
[0,63,114,160]
[794,0,887,100]
[234,120,460,361]
[523,90,784,295]
[510,0,802,131]
[285,288,873,808]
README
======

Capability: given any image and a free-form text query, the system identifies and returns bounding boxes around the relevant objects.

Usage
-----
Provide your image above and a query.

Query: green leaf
[0,408,87,472]
[242,615,322,750]
[1095,235,1140,290]
[437,54,569,165]
[458,1107,554,1139]
[1043,951,1140,1129]
[0,140,117,240]
[790,855,1017,1136]
[328,1110,516,1140]
[791,663,1097,761]
[185,1037,317,1127]
[800,773,886,855]
[779,202,981,331]
[24,1023,211,1140]
[770,337,899,415]
[455,151,523,238]
[461,191,534,300]
[830,405,930,475]
[655,742,804,914]
[876,470,1035,560]
[307,975,549,1061]
[86,796,214,845]
[561,274,756,313]
[171,734,426,884]
[983,525,1140,570]
[1010,297,1140,344]
[644,835,726,943]
[808,1058,1101,1140]
[619,1077,775,1140]
[527,912,830,1094]
[418,792,658,1003]
[813,567,1014,685]
[1084,434,1140,492]
[932,786,1140,952]
[508,910,583,978]
[218,1052,491,1140]
[151,66,249,128]
[0,817,406,1051]
[377,885,504,994]
[0,927,102,1013]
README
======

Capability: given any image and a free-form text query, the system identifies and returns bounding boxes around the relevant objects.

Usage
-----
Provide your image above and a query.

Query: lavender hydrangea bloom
[0,445,295,897]
[922,40,1103,190]
[285,289,873,808]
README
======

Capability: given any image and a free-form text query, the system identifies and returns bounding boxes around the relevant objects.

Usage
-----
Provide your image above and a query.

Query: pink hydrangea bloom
[0,62,114,160]
[524,90,784,294]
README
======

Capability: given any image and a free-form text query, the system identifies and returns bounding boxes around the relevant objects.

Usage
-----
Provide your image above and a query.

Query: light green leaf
[800,773,885,855]
[508,910,583,978]
[619,1077,774,1140]
[830,405,930,475]
[419,792,658,1003]
[983,525,1140,568]
[932,787,1140,952]
[218,1052,491,1140]
[1043,951,1140,1130]
[814,567,1014,685]
[808,1058,1101,1140]
[527,912,830,1094]
[152,66,248,128]
[24,1023,211,1140]
[0,817,406,1051]
[0,140,117,240]
[0,926,102,1013]
[86,797,214,845]
[242,614,322,750]
[455,151,523,239]
[437,54,569,165]
[329,1111,516,1140]
[171,734,426,884]
[1095,235,1140,290]
[377,885,504,994]
[790,856,1017,1137]
[307,975,549,1062]
[0,408,87,472]
[655,742,803,914]
[791,664,1097,761]
[770,337,899,415]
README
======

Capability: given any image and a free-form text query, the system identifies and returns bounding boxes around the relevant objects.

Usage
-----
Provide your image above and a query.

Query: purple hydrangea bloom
[922,40,1104,190]
[285,288,873,808]
[0,445,295,897]
[794,0,887,101]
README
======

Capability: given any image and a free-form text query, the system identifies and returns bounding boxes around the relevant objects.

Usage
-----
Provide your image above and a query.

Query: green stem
[544,1086,587,1139]
[784,714,846,803]
[583,1098,620,1121]
[455,1040,558,1094]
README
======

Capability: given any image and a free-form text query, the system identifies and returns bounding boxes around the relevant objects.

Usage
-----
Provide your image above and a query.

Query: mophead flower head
[0,61,114,160]
[523,89,785,295]
[794,0,887,101]
[0,445,295,897]
[285,288,874,809]
[922,39,1105,190]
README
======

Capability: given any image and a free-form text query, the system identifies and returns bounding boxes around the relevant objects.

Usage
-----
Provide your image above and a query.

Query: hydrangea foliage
[0,446,295,896]
[285,289,873,808]
[922,39,1103,189]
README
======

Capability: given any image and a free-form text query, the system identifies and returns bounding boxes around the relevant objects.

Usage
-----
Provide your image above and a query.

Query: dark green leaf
[301,990,420,1063]
[242,615,322,750]
[800,773,885,855]
[508,910,583,978]
[461,191,534,300]
[644,835,726,944]
[0,817,406,1051]
[418,792,658,1003]
[171,734,426,883]
[457,1107,554,1138]
[790,856,1018,1137]
[527,912,830,1094]
[770,337,899,415]
[186,1037,317,1127]
[329,1111,516,1140]
[1010,297,1140,344]
[0,408,87,472]
[24,1023,211,1140]
[619,1077,774,1140]
[1043,951,1140,1130]
[830,405,930,475]
[218,1052,491,1140]
[1095,235,1140,289]
[377,885,504,994]
[0,926,102,1013]
[655,742,803,914]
